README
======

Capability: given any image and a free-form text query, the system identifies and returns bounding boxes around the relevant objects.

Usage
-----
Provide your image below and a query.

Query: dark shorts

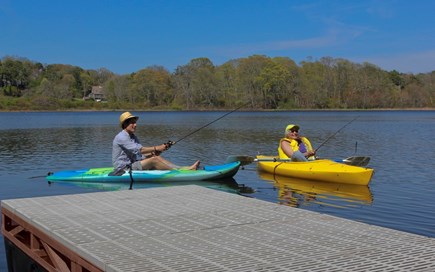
[131,161,143,170]
[110,161,143,176]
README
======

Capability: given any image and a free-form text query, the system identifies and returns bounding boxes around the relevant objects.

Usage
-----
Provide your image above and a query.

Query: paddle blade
[225,155,255,166]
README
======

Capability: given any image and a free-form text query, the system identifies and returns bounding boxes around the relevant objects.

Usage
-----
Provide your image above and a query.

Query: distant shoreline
[1,108,434,113]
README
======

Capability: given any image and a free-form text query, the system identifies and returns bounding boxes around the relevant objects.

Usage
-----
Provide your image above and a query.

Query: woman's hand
[306,150,316,157]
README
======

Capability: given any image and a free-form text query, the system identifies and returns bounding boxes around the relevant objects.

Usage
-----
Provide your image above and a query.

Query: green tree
[215,60,239,107]
[333,59,355,108]
[0,54,434,110]
[173,58,217,109]
[270,57,299,108]
[298,60,328,108]
[236,55,272,108]
[0,57,32,96]
[88,68,114,86]
[80,71,94,98]
[105,74,130,104]
[256,62,291,109]
[131,66,172,107]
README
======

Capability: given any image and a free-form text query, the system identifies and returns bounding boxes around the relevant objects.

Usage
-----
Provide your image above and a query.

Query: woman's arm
[281,141,294,158]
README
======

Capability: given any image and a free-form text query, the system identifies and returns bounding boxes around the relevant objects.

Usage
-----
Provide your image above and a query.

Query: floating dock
[2,185,435,271]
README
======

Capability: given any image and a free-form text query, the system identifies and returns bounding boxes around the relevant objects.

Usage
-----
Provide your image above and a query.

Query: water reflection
[44,177,254,196]
[258,171,373,208]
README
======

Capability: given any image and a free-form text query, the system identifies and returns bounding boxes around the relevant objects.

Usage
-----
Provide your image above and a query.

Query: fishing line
[315,116,360,152]
[166,102,249,147]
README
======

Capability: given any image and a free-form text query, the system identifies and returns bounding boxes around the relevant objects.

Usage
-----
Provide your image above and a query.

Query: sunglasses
[290,130,299,133]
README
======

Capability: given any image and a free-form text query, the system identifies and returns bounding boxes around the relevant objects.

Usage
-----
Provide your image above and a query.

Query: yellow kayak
[256,155,374,185]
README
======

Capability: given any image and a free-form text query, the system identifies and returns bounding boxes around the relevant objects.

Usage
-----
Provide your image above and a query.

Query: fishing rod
[164,102,249,148]
[315,116,360,152]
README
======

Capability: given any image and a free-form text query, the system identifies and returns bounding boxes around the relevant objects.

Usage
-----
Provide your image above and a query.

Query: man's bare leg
[141,156,178,170]
[141,157,200,170]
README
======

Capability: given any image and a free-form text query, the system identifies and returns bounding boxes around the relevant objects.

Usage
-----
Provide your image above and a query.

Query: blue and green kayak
[46,161,241,183]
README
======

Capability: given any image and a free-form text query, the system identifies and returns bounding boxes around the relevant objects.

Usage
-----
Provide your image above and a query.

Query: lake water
[1,110,434,270]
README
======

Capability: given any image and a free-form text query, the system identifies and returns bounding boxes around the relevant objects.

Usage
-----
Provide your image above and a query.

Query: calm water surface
[1,110,434,270]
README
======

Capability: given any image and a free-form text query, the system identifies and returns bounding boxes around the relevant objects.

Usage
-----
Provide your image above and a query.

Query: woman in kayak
[112,112,200,175]
[278,124,316,162]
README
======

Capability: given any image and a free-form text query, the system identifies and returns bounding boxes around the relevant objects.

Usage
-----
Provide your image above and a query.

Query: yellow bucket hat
[119,112,138,128]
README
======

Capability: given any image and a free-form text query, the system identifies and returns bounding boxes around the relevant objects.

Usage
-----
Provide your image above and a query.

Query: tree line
[0,55,433,111]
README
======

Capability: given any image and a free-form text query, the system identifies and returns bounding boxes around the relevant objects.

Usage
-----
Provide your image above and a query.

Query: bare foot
[188,160,200,170]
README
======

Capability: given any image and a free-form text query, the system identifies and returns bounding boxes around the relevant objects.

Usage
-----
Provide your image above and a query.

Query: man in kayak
[112,112,200,175]
[278,124,316,161]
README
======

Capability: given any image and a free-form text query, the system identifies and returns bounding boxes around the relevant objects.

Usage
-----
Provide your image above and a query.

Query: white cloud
[360,50,435,73]
[204,33,338,59]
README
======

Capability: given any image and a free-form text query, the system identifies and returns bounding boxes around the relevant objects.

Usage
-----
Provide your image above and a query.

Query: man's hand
[164,141,175,150]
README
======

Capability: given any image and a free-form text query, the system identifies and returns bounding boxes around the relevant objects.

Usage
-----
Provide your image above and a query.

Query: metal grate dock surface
[2,185,435,272]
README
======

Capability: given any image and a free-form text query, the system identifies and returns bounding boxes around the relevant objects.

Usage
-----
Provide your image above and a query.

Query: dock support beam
[2,208,102,272]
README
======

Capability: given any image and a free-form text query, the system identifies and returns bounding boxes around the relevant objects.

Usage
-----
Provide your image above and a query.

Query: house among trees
[85,86,106,101]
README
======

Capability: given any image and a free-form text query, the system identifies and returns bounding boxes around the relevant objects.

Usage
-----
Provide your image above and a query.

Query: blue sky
[1,0,434,74]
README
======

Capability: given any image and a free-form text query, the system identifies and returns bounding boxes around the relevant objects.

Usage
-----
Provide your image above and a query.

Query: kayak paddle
[225,155,370,167]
